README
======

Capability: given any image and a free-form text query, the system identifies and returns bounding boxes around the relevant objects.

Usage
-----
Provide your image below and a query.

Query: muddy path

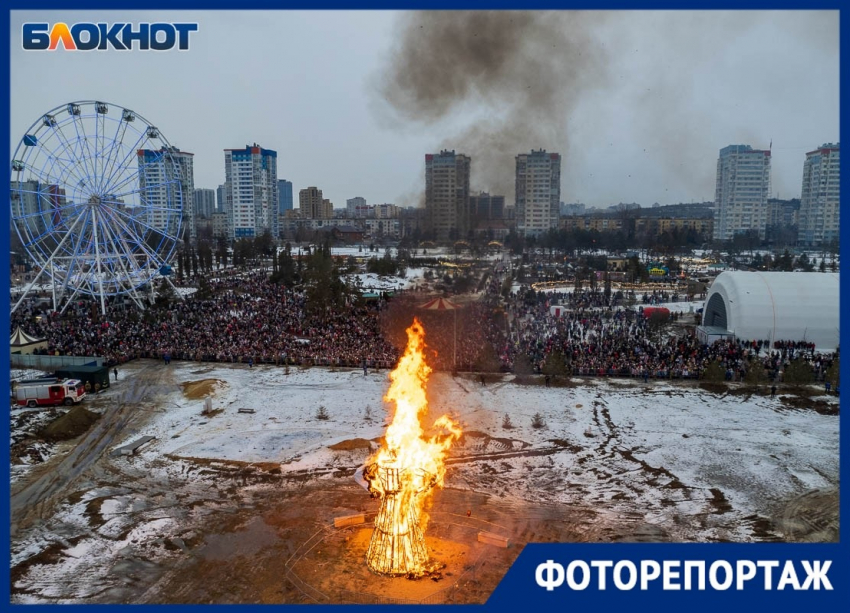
[10,361,177,537]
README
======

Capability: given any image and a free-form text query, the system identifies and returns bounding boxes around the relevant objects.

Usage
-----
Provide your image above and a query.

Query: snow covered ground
[113,360,837,542]
[347,267,427,292]
[10,368,50,383]
[8,359,838,603]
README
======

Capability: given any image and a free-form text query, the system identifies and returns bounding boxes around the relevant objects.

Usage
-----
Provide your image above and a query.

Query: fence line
[9,353,102,370]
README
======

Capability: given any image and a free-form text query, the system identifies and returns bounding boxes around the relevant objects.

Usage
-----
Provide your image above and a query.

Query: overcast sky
[10,10,839,210]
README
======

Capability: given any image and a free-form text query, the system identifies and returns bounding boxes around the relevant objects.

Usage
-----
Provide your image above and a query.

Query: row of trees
[702,357,839,388]
[749,250,837,273]
[503,225,707,257]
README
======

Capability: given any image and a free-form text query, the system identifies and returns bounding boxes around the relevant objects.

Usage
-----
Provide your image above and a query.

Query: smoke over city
[376,11,838,206]
[377,11,611,197]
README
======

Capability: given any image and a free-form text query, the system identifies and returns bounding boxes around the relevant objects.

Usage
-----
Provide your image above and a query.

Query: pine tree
[513,353,535,376]
[783,359,814,386]
[701,360,726,382]
[744,362,769,386]
[542,350,569,378]
[825,357,839,388]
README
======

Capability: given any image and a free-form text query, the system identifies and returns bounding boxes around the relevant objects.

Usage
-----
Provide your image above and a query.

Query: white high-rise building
[224,144,278,240]
[713,144,771,242]
[137,146,194,240]
[346,196,366,217]
[515,150,561,238]
[799,143,840,247]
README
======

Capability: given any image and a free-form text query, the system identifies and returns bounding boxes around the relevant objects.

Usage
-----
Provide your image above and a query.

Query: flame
[364,318,461,576]
[375,318,461,479]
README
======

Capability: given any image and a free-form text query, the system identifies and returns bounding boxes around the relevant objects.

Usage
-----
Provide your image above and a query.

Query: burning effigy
[362,318,461,577]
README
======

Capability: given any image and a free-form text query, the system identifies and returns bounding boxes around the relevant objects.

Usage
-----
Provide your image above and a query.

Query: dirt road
[11,362,176,536]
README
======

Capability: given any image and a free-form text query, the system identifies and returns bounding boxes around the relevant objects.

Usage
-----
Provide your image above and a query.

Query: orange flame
[373,318,461,483]
[364,319,462,575]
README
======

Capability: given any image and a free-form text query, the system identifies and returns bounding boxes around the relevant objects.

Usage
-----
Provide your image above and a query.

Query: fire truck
[14,379,86,408]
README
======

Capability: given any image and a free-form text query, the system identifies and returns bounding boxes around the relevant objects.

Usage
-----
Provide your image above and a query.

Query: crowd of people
[10,266,839,386]
[11,272,399,369]
[485,286,838,383]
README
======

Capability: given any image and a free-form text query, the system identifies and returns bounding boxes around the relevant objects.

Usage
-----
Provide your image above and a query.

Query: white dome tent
[701,271,840,351]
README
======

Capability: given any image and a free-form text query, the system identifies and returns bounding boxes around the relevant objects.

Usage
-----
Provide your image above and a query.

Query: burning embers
[363,319,461,577]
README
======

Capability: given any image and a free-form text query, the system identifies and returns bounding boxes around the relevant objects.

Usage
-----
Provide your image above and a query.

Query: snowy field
[113,360,838,541]
[347,267,428,292]
[8,358,839,603]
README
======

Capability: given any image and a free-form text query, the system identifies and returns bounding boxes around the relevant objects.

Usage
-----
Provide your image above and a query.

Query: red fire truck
[14,379,86,408]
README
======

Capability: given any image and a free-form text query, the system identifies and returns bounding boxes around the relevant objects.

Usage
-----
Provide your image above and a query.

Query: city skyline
[10,10,839,210]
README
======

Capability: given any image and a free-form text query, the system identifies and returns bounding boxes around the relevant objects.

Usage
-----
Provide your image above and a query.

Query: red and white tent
[418,297,461,368]
[10,326,48,354]
[418,297,461,311]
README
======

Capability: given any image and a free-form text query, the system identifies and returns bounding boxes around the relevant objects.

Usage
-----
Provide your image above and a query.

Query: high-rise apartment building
[216,184,226,214]
[798,143,840,247]
[10,180,66,237]
[194,188,216,219]
[223,144,278,240]
[299,186,332,219]
[713,144,771,242]
[425,150,471,240]
[470,192,505,221]
[279,179,293,214]
[374,203,399,219]
[346,197,367,217]
[210,212,227,239]
[137,146,194,240]
[515,150,561,237]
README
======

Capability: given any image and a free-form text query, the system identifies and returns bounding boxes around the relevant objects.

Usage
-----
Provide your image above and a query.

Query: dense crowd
[12,273,399,369]
[492,287,838,382]
[10,266,838,385]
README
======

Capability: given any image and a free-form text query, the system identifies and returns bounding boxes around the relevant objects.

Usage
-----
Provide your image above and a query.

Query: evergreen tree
[778,249,794,271]
[303,239,351,315]
[542,350,569,378]
[744,362,769,386]
[825,357,839,388]
[783,359,814,386]
[701,360,725,382]
[795,252,813,272]
[513,352,535,376]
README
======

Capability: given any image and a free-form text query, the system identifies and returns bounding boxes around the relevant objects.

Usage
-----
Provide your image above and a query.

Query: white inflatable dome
[702,271,840,350]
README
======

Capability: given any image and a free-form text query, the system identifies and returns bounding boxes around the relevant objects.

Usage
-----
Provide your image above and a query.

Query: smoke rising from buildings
[377,11,611,197]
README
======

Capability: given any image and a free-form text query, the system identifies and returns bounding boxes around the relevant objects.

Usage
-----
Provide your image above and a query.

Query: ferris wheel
[10,100,184,314]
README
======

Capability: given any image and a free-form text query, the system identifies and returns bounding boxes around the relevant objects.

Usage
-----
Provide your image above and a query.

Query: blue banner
[491,543,846,608]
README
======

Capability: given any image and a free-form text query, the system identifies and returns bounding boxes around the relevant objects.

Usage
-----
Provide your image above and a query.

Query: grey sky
[10,10,839,210]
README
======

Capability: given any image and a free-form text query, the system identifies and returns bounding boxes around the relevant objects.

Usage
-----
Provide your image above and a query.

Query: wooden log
[478,531,509,548]
[334,513,366,528]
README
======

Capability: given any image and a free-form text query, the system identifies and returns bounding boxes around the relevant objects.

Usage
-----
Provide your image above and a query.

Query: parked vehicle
[15,379,86,408]
[54,366,110,391]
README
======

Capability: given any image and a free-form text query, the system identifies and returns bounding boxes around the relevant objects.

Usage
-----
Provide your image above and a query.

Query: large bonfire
[363,318,461,576]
